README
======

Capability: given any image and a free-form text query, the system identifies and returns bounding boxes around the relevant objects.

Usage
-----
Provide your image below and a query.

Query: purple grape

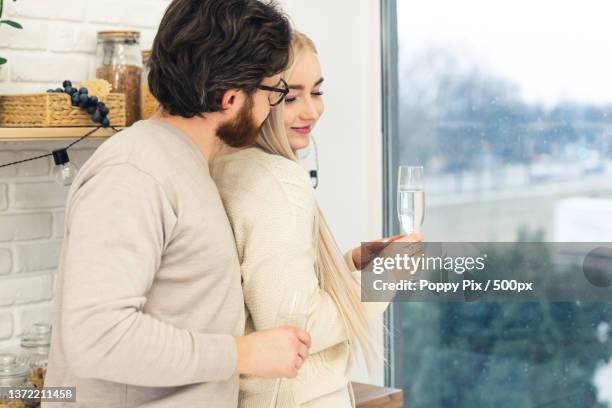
[92,110,102,123]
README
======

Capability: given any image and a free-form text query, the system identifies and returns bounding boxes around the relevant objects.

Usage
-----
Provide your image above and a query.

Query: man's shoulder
[112,120,195,162]
[86,120,167,163]
[91,120,207,180]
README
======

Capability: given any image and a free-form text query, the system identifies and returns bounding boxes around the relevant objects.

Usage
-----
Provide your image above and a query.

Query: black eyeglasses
[257,78,289,106]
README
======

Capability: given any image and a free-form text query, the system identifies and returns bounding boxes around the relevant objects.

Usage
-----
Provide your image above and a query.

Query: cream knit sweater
[210,147,388,407]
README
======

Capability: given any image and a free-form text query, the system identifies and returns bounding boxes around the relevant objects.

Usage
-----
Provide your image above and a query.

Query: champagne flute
[269,289,310,408]
[397,166,425,234]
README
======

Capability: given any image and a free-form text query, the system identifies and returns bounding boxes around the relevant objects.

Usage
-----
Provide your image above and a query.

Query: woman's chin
[288,133,311,151]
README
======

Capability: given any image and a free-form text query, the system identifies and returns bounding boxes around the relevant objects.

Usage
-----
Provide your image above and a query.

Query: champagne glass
[269,289,310,408]
[397,166,425,234]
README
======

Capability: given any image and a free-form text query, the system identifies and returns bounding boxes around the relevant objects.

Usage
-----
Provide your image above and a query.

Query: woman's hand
[351,233,422,271]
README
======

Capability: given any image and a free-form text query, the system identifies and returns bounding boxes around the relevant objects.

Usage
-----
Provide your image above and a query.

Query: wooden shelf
[353,382,404,408]
[0,126,122,141]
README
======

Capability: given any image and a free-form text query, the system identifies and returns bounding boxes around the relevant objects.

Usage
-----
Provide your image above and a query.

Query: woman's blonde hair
[255,31,378,372]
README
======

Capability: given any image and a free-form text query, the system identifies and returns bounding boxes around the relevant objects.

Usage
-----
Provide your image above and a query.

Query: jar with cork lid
[140,50,160,119]
[95,30,143,126]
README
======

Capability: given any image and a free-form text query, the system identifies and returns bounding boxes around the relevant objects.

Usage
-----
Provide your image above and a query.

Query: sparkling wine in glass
[269,289,310,408]
[397,166,425,234]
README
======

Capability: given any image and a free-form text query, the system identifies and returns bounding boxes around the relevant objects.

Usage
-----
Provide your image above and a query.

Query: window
[383,1,612,406]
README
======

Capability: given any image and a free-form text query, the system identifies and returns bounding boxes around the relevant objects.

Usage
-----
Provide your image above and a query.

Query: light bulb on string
[295,134,319,189]
[52,149,78,186]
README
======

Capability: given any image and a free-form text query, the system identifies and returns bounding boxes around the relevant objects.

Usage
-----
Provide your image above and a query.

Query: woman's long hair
[255,31,378,372]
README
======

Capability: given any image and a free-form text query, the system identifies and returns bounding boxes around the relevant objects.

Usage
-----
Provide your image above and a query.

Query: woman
[211,32,420,407]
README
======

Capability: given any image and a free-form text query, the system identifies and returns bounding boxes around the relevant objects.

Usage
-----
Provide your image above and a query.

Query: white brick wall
[0,139,104,349]
[0,0,171,349]
[0,0,170,94]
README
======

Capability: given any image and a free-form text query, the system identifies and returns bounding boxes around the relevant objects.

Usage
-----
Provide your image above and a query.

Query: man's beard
[216,96,261,148]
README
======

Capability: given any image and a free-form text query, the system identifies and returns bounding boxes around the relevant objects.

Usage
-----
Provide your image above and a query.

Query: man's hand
[234,326,311,378]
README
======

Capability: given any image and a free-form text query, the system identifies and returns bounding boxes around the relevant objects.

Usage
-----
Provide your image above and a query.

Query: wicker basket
[0,92,126,127]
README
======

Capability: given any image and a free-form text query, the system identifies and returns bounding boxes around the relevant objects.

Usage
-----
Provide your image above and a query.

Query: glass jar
[0,353,35,408]
[18,323,51,391]
[140,50,159,119]
[95,30,143,126]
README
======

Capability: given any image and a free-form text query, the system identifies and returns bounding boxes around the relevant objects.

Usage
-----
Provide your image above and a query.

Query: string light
[310,134,319,189]
[296,134,319,189]
[52,149,78,186]
[0,126,120,185]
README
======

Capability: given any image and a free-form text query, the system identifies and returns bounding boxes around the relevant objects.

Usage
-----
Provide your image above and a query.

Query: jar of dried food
[95,30,142,126]
[140,50,159,119]
[0,353,35,408]
[18,323,51,391]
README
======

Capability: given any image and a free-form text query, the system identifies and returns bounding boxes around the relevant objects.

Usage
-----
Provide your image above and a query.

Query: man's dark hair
[149,0,292,118]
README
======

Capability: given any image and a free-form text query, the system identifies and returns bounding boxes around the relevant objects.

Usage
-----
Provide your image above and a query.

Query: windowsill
[352,382,403,408]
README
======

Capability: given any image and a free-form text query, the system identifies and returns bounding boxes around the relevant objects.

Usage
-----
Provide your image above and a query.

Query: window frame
[380,0,402,389]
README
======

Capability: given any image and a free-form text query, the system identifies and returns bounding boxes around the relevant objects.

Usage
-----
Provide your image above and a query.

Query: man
[44,1,310,406]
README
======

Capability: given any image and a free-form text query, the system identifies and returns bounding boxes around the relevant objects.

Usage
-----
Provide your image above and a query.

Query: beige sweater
[44,120,245,408]
[210,148,388,407]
